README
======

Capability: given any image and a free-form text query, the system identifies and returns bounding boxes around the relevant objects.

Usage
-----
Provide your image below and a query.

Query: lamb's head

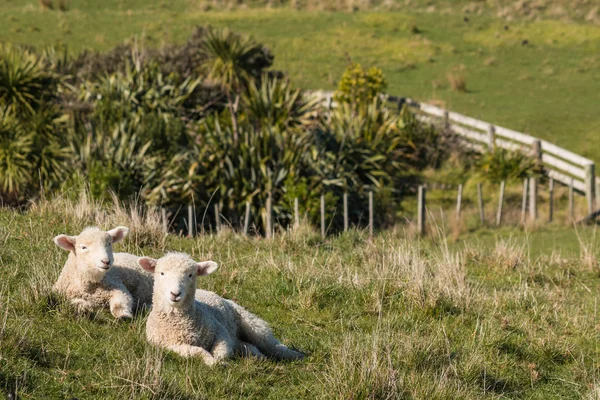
[138,253,218,307]
[53,226,129,278]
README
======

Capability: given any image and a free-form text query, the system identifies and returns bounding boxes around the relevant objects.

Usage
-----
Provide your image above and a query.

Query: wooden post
[294,197,299,228]
[548,178,554,223]
[496,181,505,226]
[477,183,484,224]
[417,186,426,236]
[596,180,600,211]
[585,163,595,215]
[320,194,326,239]
[243,202,250,235]
[266,193,272,239]
[456,184,463,221]
[531,139,542,165]
[214,203,220,232]
[343,192,349,232]
[521,178,528,223]
[529,177,537,221]
[443,111,450,131]
[368,191,374,237]
[569,178,574,222]
[487,125,495,152]
[161,208,168,233]
[187,204,194,237]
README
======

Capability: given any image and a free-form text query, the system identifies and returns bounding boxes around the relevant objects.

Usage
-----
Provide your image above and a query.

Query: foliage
[0,26,497,232]
[0,109,33,199]
[243,76,318,130]
[198,27,273,95]
[334,63,387,107]
[0,44,60,115]
[475,149,540,183]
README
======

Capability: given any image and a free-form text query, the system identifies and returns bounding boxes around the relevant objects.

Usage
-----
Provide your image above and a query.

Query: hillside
[2,195,600,398]
[1,0,599,163]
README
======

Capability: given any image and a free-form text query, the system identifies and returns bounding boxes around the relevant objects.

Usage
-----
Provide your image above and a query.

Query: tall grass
[1,195,600,398]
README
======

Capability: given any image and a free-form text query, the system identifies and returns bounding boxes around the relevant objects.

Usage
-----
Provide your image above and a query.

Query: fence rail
[307,90,597,215]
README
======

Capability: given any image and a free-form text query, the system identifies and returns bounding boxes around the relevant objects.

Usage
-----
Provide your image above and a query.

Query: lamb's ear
[197,261,218,276]
[54,235,76,252]
[138,257,158,273]
[108,226,129,244]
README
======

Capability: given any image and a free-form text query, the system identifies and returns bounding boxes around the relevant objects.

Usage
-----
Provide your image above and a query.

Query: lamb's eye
[160,272,164,276]
[188,273,193,278]
[81,245,87,250]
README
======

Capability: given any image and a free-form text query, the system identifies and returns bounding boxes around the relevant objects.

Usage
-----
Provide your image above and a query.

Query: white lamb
[53,226,153,319]
[139,252,304,366]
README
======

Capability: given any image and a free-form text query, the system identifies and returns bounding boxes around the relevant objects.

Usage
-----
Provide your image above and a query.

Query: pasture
[1,195,600,398]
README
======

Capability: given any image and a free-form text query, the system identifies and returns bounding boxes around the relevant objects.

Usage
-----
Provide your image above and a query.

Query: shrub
[475,149,539,183]
[0,44,60,115]
[334,63,387,107]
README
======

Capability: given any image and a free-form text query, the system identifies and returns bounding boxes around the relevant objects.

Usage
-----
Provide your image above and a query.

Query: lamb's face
[54,226,129,279]
[138,253,218,307]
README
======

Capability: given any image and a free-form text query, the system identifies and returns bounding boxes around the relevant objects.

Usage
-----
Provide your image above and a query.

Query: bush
[334,63,387,107]
[475,149,540,183]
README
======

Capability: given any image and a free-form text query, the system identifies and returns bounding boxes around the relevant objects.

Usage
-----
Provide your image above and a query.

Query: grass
[0,1,599,162]
[2,193,600,398]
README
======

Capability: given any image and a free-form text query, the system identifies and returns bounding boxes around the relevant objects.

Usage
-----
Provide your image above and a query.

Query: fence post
[487,125,496,152]
[548,178,554,223]
[496,181,505,226]
[243,202,251,235]
[596,179,600,211]
[214,203,220,232]
[161,208,168,234]
[456,184,463,221]
[529,177,537,221]
[569,178,574,223]
[368,191,374,237]
[294,198,299,229]
[521,178,528,224]
[187,204,194,237]
[266,193,272,239]
[417,186,426,236]
[531,139,542,165]
[343,192,349,232]
[585,163,595,215]
[443,111,450,131]
[320,194,326,239]
[477,183,484,224]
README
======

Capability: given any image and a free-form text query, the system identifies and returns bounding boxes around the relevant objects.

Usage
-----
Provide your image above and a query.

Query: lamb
[139,252,304,366]
[53,226,153,319]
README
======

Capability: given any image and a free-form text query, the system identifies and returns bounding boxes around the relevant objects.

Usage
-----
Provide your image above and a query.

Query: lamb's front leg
[109,285,134,319]
[211,334,236,361]
[71,298,96,315]
[167,344,219,367]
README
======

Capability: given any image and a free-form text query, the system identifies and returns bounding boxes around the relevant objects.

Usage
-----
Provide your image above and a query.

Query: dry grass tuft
[447,65,467,92]
[31,189,166,248]
[39,0,54,9]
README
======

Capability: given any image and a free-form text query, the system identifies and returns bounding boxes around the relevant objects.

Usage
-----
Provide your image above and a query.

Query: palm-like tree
[198,27,270,145]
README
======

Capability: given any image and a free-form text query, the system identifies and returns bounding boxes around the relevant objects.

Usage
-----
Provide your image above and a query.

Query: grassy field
[1,194,600,399]
[1,0,599,163]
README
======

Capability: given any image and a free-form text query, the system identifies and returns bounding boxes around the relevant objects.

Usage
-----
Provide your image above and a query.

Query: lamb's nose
[101,259,110,266]
[170,291,181,298]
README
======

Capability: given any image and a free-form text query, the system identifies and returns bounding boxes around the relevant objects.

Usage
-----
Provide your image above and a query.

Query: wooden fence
[165,177,582,239]
[308,90,598,216]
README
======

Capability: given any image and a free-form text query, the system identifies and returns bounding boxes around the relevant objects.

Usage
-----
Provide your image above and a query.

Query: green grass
[1,1,600,163]
[2,195,600,398]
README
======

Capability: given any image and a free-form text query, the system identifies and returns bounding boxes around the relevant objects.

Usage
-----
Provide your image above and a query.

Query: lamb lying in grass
[139,252,304,366]
[53,226,153,319]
